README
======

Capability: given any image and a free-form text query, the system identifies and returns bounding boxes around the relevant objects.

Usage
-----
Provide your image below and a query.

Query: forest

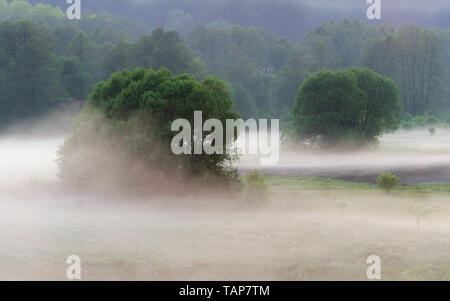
[1,0,450,131]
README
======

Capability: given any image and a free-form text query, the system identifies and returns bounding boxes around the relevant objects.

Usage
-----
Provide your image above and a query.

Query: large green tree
[59,68,240,192]
[293,68,400,148]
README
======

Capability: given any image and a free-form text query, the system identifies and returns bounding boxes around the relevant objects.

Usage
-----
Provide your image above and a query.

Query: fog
[32,0,450,42]
[305,0,450,11]
[0,124,449,280]
[127,0,450,11]
[239,128,450,184]
[0,136,61,187]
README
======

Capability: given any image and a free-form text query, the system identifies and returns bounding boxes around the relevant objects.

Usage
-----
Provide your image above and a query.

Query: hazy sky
[127,0,450,12]
[299,0,450,12]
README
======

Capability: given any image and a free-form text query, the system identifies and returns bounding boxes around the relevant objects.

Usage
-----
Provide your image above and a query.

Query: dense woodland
[1,0,450,130]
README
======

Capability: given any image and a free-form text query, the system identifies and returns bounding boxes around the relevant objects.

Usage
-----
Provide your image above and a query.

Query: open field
[0,176,449,280]
[0,129,449,281]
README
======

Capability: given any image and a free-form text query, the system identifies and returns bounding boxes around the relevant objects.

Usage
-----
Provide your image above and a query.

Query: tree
[0,20,65,123]
[0,0,8,22]
[102,40,133,77]
[67,31,101,98]
[59,68,240,192]
[134,28,204,77]
[292,68,400,148]
[276,49,310,117]
[52,24,79,56]
[68,32,97,66]
[60,56,91,100]
[438,29,450,112]
[29,3,64,24]
[361,25,446,116]
[187,24,299,118]
[8,0,32,21]
[300,20,378,71]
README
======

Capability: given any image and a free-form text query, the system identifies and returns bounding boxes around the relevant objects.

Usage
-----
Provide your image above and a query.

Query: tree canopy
[362,25,446,116]
[293,68,401,148]
[59,68,240,191]
[1,1,450,131]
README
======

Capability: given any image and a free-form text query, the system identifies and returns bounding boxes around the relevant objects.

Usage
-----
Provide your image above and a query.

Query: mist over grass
[238,128,450,184]
[0,124,449,280]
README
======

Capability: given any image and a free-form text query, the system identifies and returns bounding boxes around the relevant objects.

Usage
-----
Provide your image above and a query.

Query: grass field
[1,174,449,281]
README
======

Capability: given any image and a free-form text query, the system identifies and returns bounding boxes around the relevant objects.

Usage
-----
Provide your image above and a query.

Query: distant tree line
[362,25,449,116]
[1,0,450,130]
[23,0,450,41]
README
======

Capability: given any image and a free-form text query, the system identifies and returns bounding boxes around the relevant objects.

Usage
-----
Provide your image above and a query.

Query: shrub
[377,173,400,192]
[429,128,436,136]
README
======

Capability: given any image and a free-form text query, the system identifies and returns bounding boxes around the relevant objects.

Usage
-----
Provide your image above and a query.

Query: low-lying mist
[238,128,450,184]
[0,123,449,280]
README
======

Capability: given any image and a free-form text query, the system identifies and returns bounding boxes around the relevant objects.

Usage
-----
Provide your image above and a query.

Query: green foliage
[59,68,241,190]
[400,114,445,129]
[102,40,133,77]
[0,20,65,124]
[187,24,298,118]
[400,121,414,130]
[8,0,33,21]
[301,20,379,70]
[429,127,436,135]
[377,173,401,192]
[292,68,401,148]
[2,0,450,132]
[276,49,310,118]
[0,1,203,129]
[0,0,8,22]
[68,32,97,65]
[134,28,204,77]
[425,116,439,125]
[362,25,447,116]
